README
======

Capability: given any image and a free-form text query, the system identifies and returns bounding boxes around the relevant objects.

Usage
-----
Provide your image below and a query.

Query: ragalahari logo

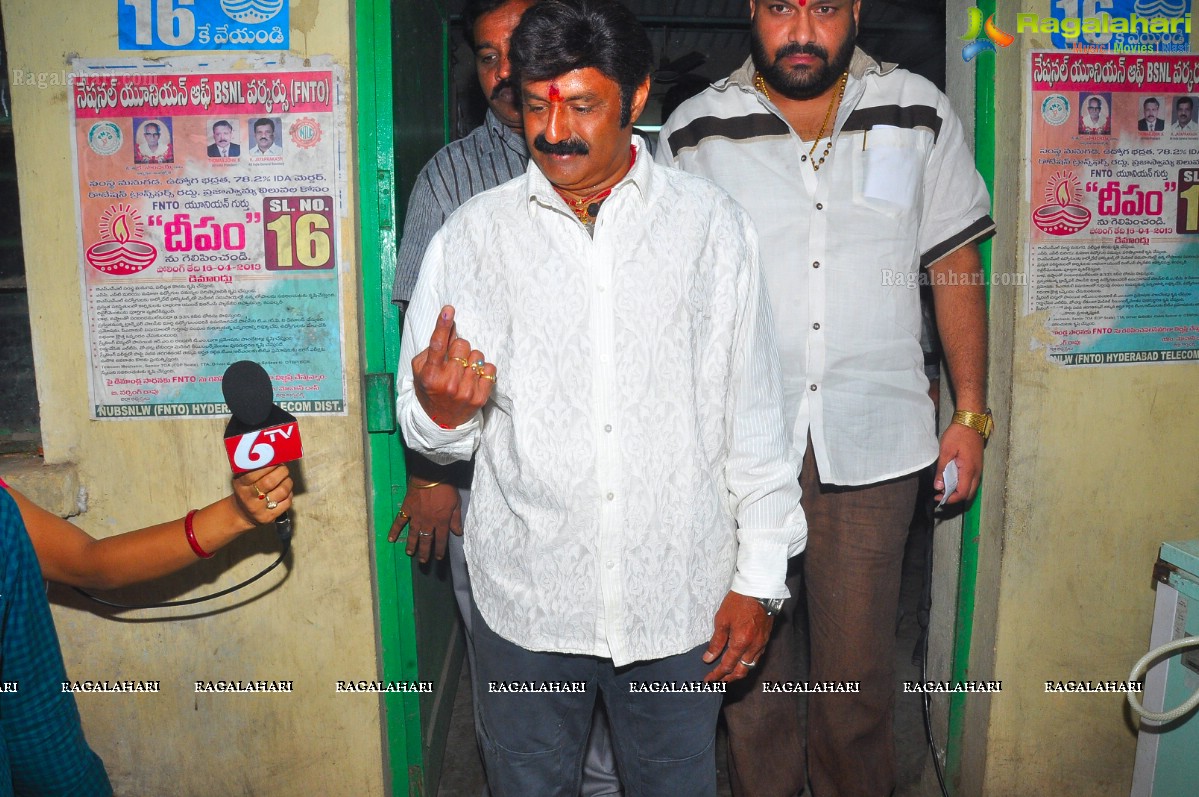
[961,8,1015,61]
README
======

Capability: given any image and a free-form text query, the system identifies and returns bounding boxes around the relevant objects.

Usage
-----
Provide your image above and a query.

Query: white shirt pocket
[853,125,926,215]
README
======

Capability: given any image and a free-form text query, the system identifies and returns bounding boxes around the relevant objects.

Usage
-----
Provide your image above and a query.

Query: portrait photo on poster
[208,118,241,158]
[249,116,284,159]
[133,117,174,163]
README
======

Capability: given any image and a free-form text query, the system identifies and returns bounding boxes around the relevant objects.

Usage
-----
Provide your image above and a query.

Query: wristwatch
[951,408,994,441]
[754,597,785,617]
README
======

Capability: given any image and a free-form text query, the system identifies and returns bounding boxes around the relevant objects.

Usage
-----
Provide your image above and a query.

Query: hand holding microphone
[222,361,304,542]
[230,465,294,527]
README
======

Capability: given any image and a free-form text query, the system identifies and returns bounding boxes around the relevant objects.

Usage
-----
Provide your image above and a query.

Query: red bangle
[184,509,213,559]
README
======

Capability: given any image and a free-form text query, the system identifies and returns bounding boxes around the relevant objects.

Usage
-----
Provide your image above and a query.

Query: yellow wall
[972,4,1199,794]
[1,1,384,794]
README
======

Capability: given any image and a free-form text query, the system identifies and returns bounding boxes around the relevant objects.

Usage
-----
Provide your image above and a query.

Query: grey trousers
[453,489,622,797]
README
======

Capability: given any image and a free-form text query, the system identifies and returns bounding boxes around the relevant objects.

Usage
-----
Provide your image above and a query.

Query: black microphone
[221,361,303,543]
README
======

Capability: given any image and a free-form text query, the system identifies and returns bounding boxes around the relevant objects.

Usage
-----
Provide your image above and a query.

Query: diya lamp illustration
[85,204,158,275]
[1033,172,1091,235]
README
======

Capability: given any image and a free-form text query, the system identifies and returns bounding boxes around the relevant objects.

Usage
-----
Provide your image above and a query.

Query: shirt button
[801,154,808,162]
[812,260,820,269]
[812,322,821,330]
[816,202,824,210]
[606,561,616,569]
[598,285,606,293]
[810,384,818,391]
[604,424,613,432]
[606,492,615,500]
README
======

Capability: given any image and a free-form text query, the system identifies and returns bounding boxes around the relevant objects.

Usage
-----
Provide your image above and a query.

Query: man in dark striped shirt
[389,2,620,794]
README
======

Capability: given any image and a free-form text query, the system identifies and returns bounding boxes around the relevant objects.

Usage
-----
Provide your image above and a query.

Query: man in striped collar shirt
[658,1,995,795]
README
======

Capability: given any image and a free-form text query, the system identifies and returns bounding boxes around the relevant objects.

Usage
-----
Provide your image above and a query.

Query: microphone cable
[72,522,291,610]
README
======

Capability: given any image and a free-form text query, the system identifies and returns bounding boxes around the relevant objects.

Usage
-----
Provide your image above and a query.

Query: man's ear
[627,76,652,126]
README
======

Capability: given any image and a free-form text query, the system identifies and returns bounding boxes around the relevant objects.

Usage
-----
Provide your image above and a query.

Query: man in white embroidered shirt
[658,1,995,795]
[396,1,805,795]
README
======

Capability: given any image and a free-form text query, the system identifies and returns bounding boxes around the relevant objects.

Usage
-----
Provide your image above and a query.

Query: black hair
[463,0,520,49]
[1178,96,1194,110]
[509,0,653,127]
[213,119,233,131]
[253,117,276,134]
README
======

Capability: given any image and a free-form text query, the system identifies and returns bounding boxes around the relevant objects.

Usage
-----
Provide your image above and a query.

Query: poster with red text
[70,56,346,418]
[1028,51,1199,366]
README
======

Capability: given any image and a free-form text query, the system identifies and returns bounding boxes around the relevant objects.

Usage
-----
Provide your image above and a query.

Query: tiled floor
[436,519,940,797]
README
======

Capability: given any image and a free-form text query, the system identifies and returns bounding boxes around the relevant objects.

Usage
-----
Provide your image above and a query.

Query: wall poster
[1028,51,1199,366]
[70,56,347,418]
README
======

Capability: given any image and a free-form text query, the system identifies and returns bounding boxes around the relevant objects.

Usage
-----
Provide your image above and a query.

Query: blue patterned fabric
[0,487,111,796]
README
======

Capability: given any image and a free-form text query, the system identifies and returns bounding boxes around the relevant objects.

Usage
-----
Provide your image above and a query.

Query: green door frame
[356,1,995,791]
[946,0,996,788]
[356,1,458,795]
[355,2,419,794]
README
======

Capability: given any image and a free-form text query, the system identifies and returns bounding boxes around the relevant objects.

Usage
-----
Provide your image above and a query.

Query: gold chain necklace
[754,71,848,172]
[555,186,613,226]
[552,145,638,227]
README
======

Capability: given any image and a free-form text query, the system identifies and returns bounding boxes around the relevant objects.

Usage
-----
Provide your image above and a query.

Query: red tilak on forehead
[548,83,562,101]
[797,0,807,5]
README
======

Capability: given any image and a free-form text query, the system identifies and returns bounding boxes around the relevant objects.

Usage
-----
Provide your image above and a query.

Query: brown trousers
[724,444,919,797]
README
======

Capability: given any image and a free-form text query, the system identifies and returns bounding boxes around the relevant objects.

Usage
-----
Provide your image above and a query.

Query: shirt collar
[726,47,896,93]
[484,109,529,157]
[525,134,653,221]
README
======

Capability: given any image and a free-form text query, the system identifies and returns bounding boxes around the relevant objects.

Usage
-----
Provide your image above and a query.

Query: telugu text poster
[1028,51,1199,366]
[71,58,347,417]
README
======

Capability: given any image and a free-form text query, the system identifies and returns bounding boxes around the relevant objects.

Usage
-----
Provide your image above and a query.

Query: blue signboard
[1049,0,1191,51]
[118,0,289,51]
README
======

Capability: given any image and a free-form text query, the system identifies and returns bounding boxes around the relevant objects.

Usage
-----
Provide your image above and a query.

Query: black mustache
[775,41,829,62]
[533,134,589,156]
[490,77,515,101]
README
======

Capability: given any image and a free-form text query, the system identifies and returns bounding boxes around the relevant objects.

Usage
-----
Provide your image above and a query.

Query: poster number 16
[124,0,195,47]
[1177,170,1199,235]
[264,196,336,271]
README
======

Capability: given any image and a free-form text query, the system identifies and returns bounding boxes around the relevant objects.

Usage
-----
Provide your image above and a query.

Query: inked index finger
[427,305,456,358]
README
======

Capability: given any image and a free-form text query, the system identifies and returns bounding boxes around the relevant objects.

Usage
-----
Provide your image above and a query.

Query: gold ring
[451,357,470,368]
[480,373,497,382]
[254,486,267,501]
[399,510,409,521]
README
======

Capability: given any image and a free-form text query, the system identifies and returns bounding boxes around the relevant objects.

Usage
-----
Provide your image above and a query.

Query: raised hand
[411,305,497,429]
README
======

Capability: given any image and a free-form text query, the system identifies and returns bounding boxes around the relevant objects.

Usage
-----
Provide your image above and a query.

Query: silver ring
[265,498,279,510]
[418,531,433,538]
[739,659,757,669]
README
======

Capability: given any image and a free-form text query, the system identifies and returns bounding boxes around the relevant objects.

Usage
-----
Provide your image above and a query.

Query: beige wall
[969,4,1199,795]
[1,1,384,794]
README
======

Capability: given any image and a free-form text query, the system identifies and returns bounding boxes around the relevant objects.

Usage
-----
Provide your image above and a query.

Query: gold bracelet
[412,481,443,489]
